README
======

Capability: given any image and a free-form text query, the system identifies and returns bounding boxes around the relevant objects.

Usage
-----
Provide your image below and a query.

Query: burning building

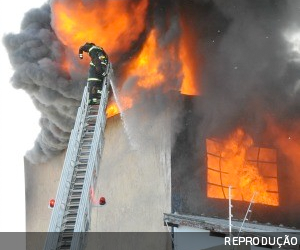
[4,0,300,238]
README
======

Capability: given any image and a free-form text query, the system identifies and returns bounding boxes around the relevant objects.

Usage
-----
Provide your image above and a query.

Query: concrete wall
[91,107,171,232]
[25,153,65,232]
[25,107,172,232]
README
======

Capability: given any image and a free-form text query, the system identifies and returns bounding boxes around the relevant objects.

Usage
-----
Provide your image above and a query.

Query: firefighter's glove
[78,42,95,59]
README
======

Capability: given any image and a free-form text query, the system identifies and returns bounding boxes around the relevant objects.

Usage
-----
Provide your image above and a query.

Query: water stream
[109,78,138,150]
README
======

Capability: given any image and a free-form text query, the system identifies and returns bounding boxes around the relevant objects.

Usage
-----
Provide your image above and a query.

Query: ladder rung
[87,115,97,118]
[66,204,79,209]
[69,193,82,198]
[73,181,84,185]
[75,167,87,171]
[64,208,78,213]
[79,151,90,155]
[69,190,82,195]
[84,131,95,134]
[79,147,91,151]
[62,228,74,233]
[78,157,88,162]
[63,213,78,218]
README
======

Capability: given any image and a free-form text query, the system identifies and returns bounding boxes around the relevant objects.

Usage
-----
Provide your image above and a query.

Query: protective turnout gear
[79,43,109,105]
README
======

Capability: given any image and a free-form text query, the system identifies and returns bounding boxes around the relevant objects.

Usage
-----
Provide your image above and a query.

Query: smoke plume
[3,4,85,163]
[3,0,300,164]
[196,0,300,140]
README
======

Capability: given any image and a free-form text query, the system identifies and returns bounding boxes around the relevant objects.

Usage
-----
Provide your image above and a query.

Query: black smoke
[191,0,300,140]
[3,4,84,163]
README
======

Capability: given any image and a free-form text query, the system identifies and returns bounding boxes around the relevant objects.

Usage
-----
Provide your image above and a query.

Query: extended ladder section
[44,64,112,250]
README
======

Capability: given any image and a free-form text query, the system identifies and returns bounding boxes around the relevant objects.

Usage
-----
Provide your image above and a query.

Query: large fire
[51,1,292,208]
[126,29,165,90]
[206,128,279,206]
[52,0,149,58]
[51,0,200,118]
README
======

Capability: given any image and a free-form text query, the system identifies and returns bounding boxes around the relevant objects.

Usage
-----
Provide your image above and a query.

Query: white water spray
[109,78,138,150]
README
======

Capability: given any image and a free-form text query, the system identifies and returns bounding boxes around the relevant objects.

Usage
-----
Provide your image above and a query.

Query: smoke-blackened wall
[171,96,300,228]
[196,0,300,140]
[172,1,300,223]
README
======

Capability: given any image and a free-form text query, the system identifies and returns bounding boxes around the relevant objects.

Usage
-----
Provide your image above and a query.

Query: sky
[0,0,46,231]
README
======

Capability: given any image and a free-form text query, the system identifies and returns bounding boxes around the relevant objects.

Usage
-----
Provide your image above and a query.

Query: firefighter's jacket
[88,46,109,82]
[80,43,109,82]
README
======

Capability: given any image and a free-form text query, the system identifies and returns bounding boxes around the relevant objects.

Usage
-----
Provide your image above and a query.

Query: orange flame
[207,128,279,206]
[106,103,119,118]
[126,29,165,89]
[179,16,201,95]
[52,0,148,117]
[52,0,149,58]
[106,96,133,118]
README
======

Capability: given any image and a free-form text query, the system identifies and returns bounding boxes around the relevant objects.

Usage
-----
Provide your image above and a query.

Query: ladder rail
[71,76,110,250]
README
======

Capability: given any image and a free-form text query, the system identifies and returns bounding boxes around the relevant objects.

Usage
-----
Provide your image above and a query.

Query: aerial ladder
[44,63,112,250]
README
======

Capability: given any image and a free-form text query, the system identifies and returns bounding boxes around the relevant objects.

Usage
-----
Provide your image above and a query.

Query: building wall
[25,153,65,232]
[91,107,172,232]
[25,108,172,232]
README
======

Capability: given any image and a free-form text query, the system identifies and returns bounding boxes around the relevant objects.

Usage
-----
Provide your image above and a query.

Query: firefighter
[79,42,109,105]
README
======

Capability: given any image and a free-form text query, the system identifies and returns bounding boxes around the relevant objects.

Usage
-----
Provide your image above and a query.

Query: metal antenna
[238,191,257,236]
[229,186,233,236]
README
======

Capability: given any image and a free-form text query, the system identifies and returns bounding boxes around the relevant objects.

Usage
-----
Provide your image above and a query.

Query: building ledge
[164,213,300,233]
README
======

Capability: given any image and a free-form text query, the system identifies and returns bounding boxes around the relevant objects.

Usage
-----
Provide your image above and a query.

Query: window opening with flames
[206,129,279,206]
